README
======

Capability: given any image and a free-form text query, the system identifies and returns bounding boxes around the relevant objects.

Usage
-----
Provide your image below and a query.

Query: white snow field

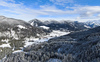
[17,25,27,29]
[40,26,50,30]
[12,30,70,53]
[0,43,11,48]
[24,30,70,47]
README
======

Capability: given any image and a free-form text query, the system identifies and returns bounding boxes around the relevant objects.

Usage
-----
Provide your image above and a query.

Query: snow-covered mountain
[29,19,94,31]
[0,16,49,59]
[29,19,44,27]
[0,16,47,38]
[84,20,100,28]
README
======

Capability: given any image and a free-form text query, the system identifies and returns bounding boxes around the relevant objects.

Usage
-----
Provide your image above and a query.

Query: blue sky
[0,0,100,22]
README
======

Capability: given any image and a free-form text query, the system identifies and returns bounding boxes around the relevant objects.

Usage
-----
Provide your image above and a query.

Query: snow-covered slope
[2,26,100,62]
[40,26,49,30]
[29,19,93,31]
[0,44,11,48]
[0,16,48,59]
[0,16,47,38]
[85,20,100,28]
[24,30,70,47]
[0,16,72,60]
[17,25,27,29]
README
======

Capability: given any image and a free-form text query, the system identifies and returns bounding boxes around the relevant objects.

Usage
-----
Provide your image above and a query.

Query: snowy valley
[0,16,100,62]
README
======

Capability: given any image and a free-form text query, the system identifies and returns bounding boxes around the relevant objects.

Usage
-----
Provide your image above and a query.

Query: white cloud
[0,0,100,22]
[0,0,49,20]
[50,0,73,5]
[66,6,100,19]
[0,0,73,21]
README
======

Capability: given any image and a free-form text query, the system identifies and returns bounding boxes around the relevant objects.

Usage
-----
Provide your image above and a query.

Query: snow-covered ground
[24,37,51,47]
[13,50,23,53]
[1,39,9,43]
[17,25,27,29]
[84,25,91,28]
[0,43,11,48]
[24,30,70,47]
[0,30,70,54]
[47,59,62,62]
[48,30,70,37]
[0,29,19,40]
[12,30,70,53]
[40,26,49,30]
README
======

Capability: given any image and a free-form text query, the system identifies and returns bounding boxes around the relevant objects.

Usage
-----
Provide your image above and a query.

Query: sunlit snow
[24,31,70,47]
[0,43,11,48]
[84,25,91,28]
[40,26,49,29]
[17,25,27,29]
[13,50,23,53]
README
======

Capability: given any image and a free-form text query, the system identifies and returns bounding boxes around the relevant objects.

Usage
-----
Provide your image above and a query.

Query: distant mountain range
[29,19,100,32]
[85,20,100,28]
